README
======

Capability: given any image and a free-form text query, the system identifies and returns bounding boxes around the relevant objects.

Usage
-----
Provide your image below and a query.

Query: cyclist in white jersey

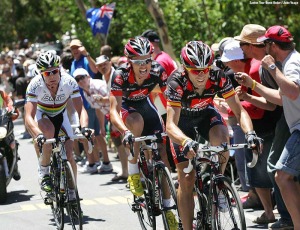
[24,51,91,193]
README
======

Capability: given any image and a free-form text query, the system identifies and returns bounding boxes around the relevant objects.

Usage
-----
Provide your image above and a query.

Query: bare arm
[236,72,283,106]
[72,96,88,128]
[78,46,98,74]
[109,95,128,134]
[166,105,190,145]
[235,86,277,111]
[225,95,253,133]
[262,55,299,100]
[24,101,41,138]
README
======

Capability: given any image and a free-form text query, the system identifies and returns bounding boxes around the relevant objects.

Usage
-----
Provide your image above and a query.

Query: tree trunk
[144,0,179,65]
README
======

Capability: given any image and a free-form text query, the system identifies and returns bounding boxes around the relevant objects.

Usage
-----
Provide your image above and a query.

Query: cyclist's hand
[81,127,93,140]
[182,139,198,159]
[246,131,263,154]
[36,133,46,149]
[122,130,133,147]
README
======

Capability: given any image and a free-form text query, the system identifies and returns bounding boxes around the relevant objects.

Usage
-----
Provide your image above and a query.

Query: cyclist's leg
[37,111,56,191]
[208,124,229,174]
[62,112,78,183]
[124,108,144,196]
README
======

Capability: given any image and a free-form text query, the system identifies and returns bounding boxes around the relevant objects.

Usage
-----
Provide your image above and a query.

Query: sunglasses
[130,57,152,65]
[75,75,86,82]
[186,67,211,75]
[41,68,59,77]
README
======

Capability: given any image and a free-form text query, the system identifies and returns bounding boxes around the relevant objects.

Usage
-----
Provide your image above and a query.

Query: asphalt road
[0,117,279,230]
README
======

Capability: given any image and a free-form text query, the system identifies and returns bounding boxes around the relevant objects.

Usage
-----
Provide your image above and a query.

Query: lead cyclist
[24,51,92,199]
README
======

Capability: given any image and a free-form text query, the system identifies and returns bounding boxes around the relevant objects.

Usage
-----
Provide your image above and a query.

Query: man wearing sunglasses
[165,41,261,230]
[24,51,91,195]
[110,36,178,229]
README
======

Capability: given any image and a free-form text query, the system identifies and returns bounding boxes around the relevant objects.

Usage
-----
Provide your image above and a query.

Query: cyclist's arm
[166,105,190,145]
[109,95,127,134]
[72,96,88,128]
[225,94,253,133]
[24,101,41,138]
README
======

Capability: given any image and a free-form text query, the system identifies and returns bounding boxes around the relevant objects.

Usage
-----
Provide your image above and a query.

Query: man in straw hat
[235,25,298,229]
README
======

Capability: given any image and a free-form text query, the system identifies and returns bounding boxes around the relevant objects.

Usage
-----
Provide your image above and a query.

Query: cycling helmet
[124,36,153,58]
[180,41,214,68]
[36,51,60,71]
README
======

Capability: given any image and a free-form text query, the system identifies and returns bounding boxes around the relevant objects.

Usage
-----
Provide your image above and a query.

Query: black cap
[141,29,160,43]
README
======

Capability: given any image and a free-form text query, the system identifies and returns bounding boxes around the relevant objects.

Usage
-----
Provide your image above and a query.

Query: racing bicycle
[128,132,182,230]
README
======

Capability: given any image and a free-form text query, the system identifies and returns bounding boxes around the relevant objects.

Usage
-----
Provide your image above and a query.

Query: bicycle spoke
[210,177,246,230]
[157,166,181,230]
[134,177,156,230]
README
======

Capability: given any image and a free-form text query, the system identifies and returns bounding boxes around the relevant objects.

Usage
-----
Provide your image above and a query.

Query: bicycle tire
[156,165,181,230]
[135,174,156,230]
[49,155,64,230]
[209,176,246,230]
[193,173,210,230]
[65,161,83,230]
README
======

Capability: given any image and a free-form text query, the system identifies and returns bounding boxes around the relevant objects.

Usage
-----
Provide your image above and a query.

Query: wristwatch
[86,53,90,57]
[268,63,276,70]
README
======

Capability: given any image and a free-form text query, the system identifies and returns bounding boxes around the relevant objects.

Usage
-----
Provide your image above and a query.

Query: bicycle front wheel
[156,165,181,230]
[209,176,246,230]
[49,156,64,230]
[65,161,83,230]
[135,175,156,230]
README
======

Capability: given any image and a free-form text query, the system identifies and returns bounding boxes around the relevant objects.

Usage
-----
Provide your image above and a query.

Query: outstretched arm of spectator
[78,46,98,74]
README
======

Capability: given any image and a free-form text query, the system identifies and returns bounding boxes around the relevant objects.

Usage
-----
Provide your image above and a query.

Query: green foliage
[1,0,300,58]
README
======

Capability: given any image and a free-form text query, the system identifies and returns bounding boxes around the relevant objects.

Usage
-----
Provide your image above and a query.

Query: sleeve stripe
[222,89,235,99]
[167,101,181,107]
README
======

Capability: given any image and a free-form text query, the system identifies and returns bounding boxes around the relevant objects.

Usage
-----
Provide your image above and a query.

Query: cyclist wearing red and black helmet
[165,41,260,230]
[109,36,178,228]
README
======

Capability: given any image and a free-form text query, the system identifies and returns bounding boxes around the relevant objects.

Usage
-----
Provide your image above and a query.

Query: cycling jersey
[165,68,235,116]
[110,61,168,101]
[26,72,81,117]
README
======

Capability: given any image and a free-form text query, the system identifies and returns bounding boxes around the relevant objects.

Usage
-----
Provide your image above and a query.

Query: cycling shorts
[36,109,73,138]
[121,98,164,139]
[170,106,226,164]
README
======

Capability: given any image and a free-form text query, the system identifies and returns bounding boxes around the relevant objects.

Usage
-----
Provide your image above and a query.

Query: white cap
[220,41,244,62]
[73,68,89,78]
[95,55,109,65]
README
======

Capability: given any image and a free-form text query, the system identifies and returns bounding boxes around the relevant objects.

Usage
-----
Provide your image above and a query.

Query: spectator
[69,39,100,170]
[73,68,112,174]
[235,24,292,229]
[95,55,128,181]
[237,25,299,229]
[221,40,276,224]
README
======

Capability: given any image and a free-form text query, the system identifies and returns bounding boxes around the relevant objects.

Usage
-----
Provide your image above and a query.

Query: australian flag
[86,2,116,36]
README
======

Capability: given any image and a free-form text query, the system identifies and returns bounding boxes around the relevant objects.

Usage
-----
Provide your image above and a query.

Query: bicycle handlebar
[183,143,258,174]
[43,133,88,144]
[127,132,167,160]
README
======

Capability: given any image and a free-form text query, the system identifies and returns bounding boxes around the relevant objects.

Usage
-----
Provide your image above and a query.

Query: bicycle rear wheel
[65,161,83,230]
[156,165,181,230]
[49,156,64,230]
[209,176,246,230]
[135,175,156,230]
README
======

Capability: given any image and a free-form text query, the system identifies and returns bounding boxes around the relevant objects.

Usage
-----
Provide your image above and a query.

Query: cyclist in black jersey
[165,41,261,230]
[110,36,177,229]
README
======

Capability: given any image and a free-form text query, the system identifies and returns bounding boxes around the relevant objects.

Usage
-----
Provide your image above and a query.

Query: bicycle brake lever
[247,150,258,168]
[183,159,193,174]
